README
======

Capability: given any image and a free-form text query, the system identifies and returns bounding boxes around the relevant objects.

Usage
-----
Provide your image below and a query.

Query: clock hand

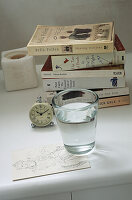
[42,109,49,114]
[36,111,44,116]
[36,109,49,116]
[36,111,41,114]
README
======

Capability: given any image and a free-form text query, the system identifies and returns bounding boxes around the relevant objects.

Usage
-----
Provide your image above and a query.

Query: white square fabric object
[1,47,38,91]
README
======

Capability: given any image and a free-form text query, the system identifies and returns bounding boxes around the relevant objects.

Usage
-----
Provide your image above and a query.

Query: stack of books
[27,22,130,108]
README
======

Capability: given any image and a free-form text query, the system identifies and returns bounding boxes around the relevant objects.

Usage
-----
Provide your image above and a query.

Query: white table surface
[0,53,132,200]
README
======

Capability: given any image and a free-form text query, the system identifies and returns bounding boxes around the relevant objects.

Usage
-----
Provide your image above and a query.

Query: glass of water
[52,89,99,155]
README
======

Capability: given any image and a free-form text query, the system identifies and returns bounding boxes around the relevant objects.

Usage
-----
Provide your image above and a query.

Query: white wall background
[0,0,132,64]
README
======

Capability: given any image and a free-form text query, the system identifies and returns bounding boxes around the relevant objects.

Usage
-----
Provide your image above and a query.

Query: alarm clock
[29,96,54,128]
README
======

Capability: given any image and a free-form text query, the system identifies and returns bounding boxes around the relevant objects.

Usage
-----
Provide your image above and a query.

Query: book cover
[42,76,125,91]
[41,56,124,79]
[43,86,130,104]
[114,34,125,65]
[99,95,130,108]
[51,34,125,70]
[27,22,114,55]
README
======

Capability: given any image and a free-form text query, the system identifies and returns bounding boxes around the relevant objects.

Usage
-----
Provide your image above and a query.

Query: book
[43,86,130,104]
[27,22,114,56]
[51,34,125,70]
[99,95,130,108]
[41,56,124,79]
[42,76,125,91]
[43,93,130,109]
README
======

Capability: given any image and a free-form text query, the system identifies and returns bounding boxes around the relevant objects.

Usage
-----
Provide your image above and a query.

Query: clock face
[29,103,53,127]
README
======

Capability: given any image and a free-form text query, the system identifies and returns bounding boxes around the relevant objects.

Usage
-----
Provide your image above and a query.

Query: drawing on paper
[12,145,90,181]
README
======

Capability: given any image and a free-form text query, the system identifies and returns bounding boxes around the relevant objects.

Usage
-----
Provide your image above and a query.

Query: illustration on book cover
[30,22,113,45]
[60,23,110,41]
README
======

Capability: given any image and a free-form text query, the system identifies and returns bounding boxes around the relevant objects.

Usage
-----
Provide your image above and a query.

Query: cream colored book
[27,22,114,56]
[42,76,125,92]
[41,68,124,79]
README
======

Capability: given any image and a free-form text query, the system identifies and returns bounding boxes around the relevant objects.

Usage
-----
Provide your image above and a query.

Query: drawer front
[72,183,132,200]
[19,192,71,200]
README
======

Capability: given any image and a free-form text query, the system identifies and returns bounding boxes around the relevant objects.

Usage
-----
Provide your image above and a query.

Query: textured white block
[1,47,38,91]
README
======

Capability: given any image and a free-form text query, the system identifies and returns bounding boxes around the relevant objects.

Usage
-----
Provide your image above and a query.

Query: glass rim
[52,88,99,110]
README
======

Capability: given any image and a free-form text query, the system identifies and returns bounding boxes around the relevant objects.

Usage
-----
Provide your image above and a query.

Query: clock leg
[50,121,54,126]
[31,123,36,128]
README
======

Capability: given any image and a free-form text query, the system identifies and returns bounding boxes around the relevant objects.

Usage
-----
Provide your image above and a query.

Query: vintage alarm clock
[29,96,54,128]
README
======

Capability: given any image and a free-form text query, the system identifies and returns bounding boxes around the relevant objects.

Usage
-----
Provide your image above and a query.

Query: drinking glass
[52,89,99,155]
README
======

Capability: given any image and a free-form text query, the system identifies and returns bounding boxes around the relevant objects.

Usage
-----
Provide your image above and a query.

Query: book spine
[99,95,130,108]
[43,87,130,104]
[51,53,114,71]
[41,69,124,79]
[42,77,125,91]
[27,42,114,56]
[94,87,129,98]
[51,51,125,71]
[114,49,125,65]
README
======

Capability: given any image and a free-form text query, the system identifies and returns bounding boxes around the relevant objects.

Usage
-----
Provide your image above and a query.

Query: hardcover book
[27,22,114,55]
[51,34,125,70]
[41,56,124,79]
